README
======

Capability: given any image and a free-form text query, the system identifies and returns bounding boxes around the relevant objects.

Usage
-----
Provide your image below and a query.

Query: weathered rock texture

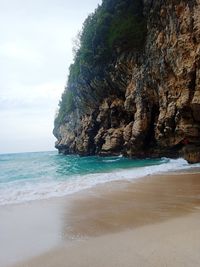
[54,0,200,163]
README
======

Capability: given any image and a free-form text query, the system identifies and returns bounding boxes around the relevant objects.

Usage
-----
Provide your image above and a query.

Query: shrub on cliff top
[71,0,146,69]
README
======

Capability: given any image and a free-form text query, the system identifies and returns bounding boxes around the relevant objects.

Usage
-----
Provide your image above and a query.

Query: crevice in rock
[144,104,159,149]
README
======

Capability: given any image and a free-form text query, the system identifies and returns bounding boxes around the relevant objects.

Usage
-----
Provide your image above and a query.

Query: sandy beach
[12,212,200,267]
[2,171,200,267]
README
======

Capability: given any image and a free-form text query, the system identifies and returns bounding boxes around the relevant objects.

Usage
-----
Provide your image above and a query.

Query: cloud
[0,82,64,111]
[0,0,101,153]
[0,42,42,64]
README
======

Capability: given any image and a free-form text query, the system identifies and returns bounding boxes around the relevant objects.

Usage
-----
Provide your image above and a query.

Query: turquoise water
[0,151,198,205]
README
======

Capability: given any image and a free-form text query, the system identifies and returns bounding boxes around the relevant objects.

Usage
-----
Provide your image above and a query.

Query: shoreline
[1,156,200,207]
[1,171,200,267]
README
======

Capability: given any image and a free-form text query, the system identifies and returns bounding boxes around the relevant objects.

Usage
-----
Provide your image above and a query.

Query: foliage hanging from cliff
[69,0,146,82]
[54,89,75,125]
[56,0,146,123]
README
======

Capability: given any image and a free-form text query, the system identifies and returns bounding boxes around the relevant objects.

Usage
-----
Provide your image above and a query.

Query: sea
[0,151,200,206]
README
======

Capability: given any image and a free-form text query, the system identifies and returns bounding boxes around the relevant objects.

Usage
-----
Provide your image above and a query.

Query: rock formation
[53,0,200,163]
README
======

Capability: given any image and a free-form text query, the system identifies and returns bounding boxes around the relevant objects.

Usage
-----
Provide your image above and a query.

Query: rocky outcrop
[183,145,200,163]
[54,0,200,163]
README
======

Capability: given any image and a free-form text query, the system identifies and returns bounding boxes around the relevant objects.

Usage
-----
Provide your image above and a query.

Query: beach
[1,171,200,267]
[1,0,200,266]
[12,212,200,267]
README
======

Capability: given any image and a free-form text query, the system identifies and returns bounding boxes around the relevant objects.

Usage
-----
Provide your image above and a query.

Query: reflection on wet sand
[64,173,200,238]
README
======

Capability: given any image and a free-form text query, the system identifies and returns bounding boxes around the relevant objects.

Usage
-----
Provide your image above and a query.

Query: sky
[0,0,101,154]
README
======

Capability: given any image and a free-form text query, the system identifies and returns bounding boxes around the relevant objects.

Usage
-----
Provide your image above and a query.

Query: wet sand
[64,172,200,238]
[12,212,200,267]
[3,172,200,267]
[0,198,68,266]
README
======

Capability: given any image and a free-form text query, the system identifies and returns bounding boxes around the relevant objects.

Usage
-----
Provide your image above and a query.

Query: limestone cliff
[53,0,200,163]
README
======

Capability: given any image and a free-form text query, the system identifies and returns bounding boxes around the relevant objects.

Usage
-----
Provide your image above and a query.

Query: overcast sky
[0,0,101,154]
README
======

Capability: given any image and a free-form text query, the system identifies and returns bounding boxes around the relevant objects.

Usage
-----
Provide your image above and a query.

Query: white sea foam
[0,158,199,206]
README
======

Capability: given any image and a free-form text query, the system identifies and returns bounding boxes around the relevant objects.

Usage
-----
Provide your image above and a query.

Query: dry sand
[4,172,200,267]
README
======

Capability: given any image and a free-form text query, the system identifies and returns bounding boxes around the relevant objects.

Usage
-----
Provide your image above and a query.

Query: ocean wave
[102,158,121,163]
[0,157,199,206]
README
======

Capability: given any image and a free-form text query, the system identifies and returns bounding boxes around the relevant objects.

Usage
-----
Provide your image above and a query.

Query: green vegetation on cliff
[55,0,146,125]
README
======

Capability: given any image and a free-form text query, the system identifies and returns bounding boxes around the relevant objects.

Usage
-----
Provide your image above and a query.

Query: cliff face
[53,0,200,162]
